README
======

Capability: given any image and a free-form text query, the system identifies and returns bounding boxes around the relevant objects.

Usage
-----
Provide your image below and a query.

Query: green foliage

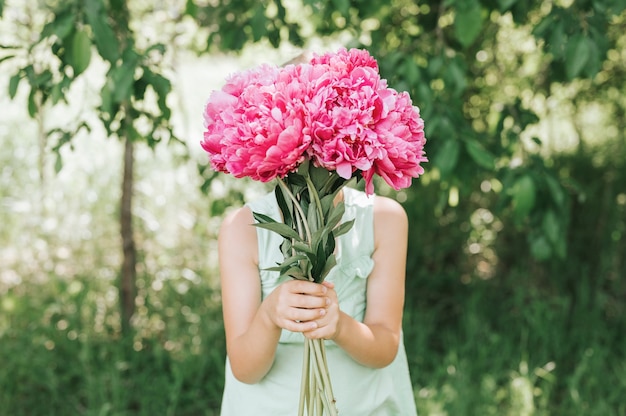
[185,0,304,50]
[253,163,354,283]
[66,28,92,76]
[2,0,626,414]
[0,274,225,415]
[453,0,484,48]
[1,0,178,162]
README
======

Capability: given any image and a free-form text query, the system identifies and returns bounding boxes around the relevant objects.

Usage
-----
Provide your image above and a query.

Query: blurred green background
[1,0,625,414]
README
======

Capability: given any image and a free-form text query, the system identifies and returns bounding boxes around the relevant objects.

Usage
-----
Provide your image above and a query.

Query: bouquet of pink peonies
[202,48,427,415]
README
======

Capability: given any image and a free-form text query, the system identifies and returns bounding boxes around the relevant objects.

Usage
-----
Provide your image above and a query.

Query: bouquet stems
[254,163,354,415]
[299,339,337,416]
[279,169,342,415]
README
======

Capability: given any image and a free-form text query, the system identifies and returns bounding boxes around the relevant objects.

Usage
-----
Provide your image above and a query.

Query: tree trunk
[120,136,136,335]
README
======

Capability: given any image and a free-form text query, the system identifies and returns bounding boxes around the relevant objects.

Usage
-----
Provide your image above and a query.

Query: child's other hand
[303,280,341,340]
[262,279,330,334]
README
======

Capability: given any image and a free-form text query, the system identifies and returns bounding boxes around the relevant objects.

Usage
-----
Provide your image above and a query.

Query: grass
[2,267,625,415]
[405,272,626,416]
[0,272,226,416]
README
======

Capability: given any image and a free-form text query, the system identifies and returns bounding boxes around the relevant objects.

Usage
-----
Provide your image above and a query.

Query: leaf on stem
[332,218,355,238]
[325,202,345,231]
[319,254,337,281]
[275,185,293,227]
[253,213,303,241]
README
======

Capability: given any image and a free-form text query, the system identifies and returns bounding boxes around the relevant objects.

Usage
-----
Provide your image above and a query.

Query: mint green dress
[220,187,417,415]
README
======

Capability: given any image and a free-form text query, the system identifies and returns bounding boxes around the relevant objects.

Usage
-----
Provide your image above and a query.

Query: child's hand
[262,279,330,333]
[303,280,341,340]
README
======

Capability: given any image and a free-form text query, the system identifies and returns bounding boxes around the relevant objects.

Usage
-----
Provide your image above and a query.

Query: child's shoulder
[219,204,255,241]
[373,194,407,218]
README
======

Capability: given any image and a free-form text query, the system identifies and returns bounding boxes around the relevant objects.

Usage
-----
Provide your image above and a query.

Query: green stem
[278,175,339,414]
[298,340,310,416]
[278,177,315,281]
[311,355,331,413]
[277,178,312,243]
[312,340,338,415]
[308,343,316,415]
[305,174,325,226]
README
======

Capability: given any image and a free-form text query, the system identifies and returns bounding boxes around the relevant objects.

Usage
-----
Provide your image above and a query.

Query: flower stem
[312,340,338,415]
[305,174,325,226]
[298,340,310,416]
[277,178,312,243]
[277,176,339,415]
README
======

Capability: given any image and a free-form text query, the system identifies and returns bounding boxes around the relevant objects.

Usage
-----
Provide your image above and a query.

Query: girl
[218,185,417,415]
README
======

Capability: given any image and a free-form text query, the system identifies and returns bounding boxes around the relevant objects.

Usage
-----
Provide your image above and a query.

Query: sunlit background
[1,0,625,415]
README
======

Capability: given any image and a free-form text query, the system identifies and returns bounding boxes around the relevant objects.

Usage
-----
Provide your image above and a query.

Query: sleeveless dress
[220,187,417,416]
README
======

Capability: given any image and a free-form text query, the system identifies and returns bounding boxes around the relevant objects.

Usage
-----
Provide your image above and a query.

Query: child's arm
[303,196,409,368]
[219,206,329,384]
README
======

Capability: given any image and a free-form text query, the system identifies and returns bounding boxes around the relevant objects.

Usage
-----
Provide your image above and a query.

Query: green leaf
[402,57,420,85]
[292,241,316,256]
[287,172,307,187]
[142,68,171,118]
[34,70,53,88]
[184,0,197,17]
[0,54,15,65]
[320,173,346,196]
[465,139,495,170]
[454,0,483,48]
[100,81,113,118]
[67,29,92,77]
[512,175,536,222]
[326,202,345,231]
[280,266,307,280]
[544,174,566,208]
[542,210,560,244]
[310,165,332,190]
[319,193,335,219]
[265,263,307,280]
[319,254,337,281]
[275,185,293,228]
[253,220,302,241]
[50,75,71,104]
[250,6,266,42]
[548,20,566,58]
[111,60,136,103]
[307,201,319,232]
[565,34,590,80]
[331,0,350,16]
[27,87,38,118]
[532,14,553,40]
[445,60,466,96]
[433,139,460,176]
[583,37,601,78]
[333,219,355,238]
[280,253,309,267]
[54,152,63,173]
[324,233,335,258]
[41,11,75,40]
[497,0,518,12]
[86,0,119,63]
[252,211,278,224]
[530,235,551,261]
[312,239,328,281]
[8,72,21,99]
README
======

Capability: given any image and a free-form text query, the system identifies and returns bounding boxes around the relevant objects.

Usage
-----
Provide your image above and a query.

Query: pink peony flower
[304,49,387,180]
[310,47,379,72]
[201,47,427,193]
[361,90,427,194]
[201,64,311,182]
[303,48,427,194]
